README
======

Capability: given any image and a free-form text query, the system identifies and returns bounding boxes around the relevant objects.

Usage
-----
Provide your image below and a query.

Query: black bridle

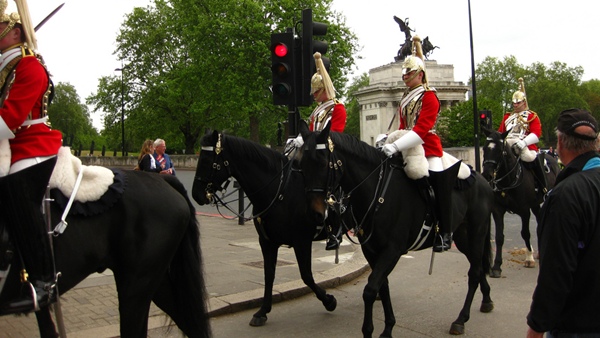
[308,136,393,245]
[483,138,523,194]
[195,133,290,221]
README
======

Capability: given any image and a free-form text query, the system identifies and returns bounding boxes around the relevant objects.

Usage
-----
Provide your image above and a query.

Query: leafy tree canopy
[87,0,359,154]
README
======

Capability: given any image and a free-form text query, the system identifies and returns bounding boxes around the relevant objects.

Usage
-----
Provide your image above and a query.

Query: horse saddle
[49,147,126,217]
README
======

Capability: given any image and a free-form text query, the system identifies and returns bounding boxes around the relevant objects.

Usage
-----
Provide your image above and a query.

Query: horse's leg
[114,272,154,338]
[479,271,494,313]
[449,258,483,335]
[377,280,396,338]
[292,242,337,312]
[249,236,278,327]
[35,307,58,338]
[361,247,401,338]
[520,210,536,268]
[490,208,505,278]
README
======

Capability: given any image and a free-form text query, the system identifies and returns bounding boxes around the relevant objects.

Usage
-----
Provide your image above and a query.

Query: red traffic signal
[273,43,289,58]
[479,110,492,130]
[270,32,296,106]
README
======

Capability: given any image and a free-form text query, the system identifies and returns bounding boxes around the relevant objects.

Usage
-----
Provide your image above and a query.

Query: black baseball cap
[557,108,599,140]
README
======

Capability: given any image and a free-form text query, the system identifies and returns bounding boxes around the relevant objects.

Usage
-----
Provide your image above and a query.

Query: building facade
[356,60,469,146]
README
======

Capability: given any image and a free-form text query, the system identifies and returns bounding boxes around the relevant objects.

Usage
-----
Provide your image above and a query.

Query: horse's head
[299,122,340,222]
[192,130,233,205]
[481,127,510,181]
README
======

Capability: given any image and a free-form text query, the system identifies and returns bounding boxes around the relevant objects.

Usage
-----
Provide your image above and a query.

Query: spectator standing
[137,139,161,173]
[526,108,600,337]
[153,138,175,175]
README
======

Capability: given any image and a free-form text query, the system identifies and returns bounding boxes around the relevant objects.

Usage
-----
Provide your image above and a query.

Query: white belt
[20,116,49,127]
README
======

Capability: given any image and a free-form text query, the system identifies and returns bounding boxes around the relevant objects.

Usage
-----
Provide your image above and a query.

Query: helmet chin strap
[403,69,422,84]
[0,21,15,40]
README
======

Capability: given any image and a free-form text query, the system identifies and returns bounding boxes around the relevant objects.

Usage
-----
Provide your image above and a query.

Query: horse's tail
[163,175,212,337]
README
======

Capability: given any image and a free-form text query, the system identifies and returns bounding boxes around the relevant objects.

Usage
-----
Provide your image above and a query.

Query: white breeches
[428,156,443,172]
[9,155,55,174]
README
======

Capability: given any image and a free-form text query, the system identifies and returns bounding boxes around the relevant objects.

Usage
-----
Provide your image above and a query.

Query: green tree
[49,82,102,152]
[441,56,589,147]
[88,0,360,153]
[579,79,600,119]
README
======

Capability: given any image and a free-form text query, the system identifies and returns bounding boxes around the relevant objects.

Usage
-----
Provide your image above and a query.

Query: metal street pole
[115,64,126,156]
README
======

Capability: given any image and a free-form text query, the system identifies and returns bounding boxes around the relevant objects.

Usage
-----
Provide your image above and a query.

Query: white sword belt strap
[20,116,49,127]
[52,166,85,236]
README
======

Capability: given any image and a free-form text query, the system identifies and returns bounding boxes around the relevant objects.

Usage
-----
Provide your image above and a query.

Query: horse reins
[484,139,524,193]
[196,134,292,222]
[311,136,393,245]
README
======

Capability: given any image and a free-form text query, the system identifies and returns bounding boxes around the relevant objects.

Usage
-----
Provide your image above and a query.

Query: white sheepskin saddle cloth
[386,130,472,180]
[505,137,537,162]
[48,147,115,202]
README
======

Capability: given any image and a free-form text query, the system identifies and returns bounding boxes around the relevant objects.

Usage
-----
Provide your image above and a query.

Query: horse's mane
[328,132,383,164]
[212,133,287,172]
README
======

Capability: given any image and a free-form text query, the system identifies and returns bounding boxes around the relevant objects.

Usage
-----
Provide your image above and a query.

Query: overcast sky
[25,0,600,129]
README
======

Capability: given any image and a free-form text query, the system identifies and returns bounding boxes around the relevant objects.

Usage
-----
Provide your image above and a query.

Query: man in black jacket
[527,108,600,337]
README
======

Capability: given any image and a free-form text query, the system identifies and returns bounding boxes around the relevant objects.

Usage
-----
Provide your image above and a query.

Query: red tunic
[398,90,443,157]
[309,102,347,133]
[498,110,542,152]
[0,55,62,164]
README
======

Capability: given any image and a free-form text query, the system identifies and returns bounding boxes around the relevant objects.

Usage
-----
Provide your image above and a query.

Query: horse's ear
[481,126,492,137]
[298,120,310,139]
[211,130,219,142]
[500,130,509,140]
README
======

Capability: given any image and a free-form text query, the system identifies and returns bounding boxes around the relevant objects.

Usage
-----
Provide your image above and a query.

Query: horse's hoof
[480,301,494,313]
[249,315,267,326]
[449,322,465,335]
[524,260,536,268]
[490,269,502,278]
[323,294,337,312]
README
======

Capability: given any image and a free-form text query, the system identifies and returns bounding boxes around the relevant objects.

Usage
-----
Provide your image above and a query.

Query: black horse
[192,131,337,327]
[0,170,211,337]
[299,124,495,337]
[481,128,560,277]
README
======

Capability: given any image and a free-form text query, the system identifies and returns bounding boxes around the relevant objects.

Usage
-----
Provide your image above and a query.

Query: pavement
[0,212,369,338]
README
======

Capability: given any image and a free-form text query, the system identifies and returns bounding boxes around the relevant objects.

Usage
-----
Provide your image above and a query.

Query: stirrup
[433,233,452,252]
[325,235,340,251]
[0,280,57,314]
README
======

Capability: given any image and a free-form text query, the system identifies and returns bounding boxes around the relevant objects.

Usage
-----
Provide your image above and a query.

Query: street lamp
[114,63,127,156]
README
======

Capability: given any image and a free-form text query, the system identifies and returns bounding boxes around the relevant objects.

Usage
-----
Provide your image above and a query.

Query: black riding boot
[325,225,341,251]
[324,205,342,251]
[532,155,548,198]
[429,161,461,252]
[0,157,58,314]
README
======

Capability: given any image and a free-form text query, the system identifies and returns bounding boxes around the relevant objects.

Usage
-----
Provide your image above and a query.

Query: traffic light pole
[288,105,300,138]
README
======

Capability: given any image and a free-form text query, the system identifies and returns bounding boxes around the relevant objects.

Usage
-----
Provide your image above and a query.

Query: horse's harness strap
[375,163,399,209]
[52,166,85,236]
[407,219,434,251]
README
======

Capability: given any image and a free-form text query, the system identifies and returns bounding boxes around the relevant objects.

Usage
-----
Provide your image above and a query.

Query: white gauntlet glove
[292,134,304,148]
[381,130,424,157]
[515,140,527,150]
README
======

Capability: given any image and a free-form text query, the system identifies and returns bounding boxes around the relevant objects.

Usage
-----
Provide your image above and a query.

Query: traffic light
[479,110,492,130]
[298,8,328,106]
[270,32,296,106]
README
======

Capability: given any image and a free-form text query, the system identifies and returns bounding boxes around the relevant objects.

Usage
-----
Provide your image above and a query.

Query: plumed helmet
[401,35,428,85]
[310,52,336,100]
[512,77,529,109]
[0,0,37,50]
